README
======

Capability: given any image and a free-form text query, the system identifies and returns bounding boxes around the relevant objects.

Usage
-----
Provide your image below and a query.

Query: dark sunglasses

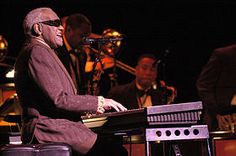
[39,19,62,27]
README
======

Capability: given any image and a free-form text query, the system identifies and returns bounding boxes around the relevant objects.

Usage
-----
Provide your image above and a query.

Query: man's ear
[32,23,42,36]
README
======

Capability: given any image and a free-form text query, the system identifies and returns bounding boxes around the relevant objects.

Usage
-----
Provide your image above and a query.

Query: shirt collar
[135,80,151,92]
[63,35,72,52]
[32,37,50,49]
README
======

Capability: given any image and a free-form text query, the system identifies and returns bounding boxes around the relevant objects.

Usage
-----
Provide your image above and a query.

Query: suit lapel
[51,49,77,94]
[32,39,77,94]
[129,81,140,109]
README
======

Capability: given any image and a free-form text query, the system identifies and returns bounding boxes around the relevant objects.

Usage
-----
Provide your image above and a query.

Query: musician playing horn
[56,13,115,96]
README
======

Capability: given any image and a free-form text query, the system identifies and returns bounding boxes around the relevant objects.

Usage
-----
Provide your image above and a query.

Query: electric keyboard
[82,101,203,131]
[82,101,209,152]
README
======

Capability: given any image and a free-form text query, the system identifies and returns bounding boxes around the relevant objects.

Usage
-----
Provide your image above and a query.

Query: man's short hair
[65,13,91,30]
[136,53,157,65]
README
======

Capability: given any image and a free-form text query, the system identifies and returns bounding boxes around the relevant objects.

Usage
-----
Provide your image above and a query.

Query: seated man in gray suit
[14,7,127,156]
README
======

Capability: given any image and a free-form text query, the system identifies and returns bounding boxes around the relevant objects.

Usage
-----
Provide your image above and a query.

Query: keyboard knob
[193,129,199,135]
[184,129,190,136]
[156,130,162,137]
[165,130,171,136]
[174,130,180,136]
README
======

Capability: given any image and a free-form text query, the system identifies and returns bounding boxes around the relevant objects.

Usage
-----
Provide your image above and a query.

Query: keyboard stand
[171,144,182,156]
[145,125,211,156]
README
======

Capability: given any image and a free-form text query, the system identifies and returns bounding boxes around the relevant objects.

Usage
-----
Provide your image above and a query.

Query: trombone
[115,60,135,75]
[88,28,135,76]
[87,46,135,76]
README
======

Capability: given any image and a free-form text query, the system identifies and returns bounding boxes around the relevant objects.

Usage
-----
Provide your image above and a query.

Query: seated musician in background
[56,13,115,96]
[107,53,176,156]
[107,53,176,109]
[14,7,127,156]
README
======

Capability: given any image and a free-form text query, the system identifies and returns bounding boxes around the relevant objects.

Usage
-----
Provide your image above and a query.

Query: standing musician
[56,13,115,96]
[197,43,236,131]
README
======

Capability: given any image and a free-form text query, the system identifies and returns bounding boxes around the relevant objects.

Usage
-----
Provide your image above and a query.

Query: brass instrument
[0,35,8,62]
[88,46,135,75]
[87,29,133,95]
[0,35,16,69]
[89,29,135,75]
[99,28,122,57]
[115,60,135,75]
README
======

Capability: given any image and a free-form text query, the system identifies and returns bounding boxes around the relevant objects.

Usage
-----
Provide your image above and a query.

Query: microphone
[152,49,170,67]
[152,59,161,67]
[82,37,123,45]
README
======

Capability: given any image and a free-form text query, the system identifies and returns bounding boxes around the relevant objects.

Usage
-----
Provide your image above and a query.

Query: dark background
[1,0,236,103]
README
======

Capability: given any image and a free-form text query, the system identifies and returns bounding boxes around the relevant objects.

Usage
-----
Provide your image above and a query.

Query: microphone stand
[102,42,119,88]
[161,59,169,104]
[89,45,104,96]
[158,49,169,104]
[84,37,123,95]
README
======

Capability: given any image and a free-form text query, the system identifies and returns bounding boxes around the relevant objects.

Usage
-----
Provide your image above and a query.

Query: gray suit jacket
[14,38,98,155]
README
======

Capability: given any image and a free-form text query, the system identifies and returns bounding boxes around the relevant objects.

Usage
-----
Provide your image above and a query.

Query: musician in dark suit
[196,44,236,131]
[14,7,127,156]
[56,13,115,96]
[107,53,177,156]
[107,53,176,109]
[56,13,90,95]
